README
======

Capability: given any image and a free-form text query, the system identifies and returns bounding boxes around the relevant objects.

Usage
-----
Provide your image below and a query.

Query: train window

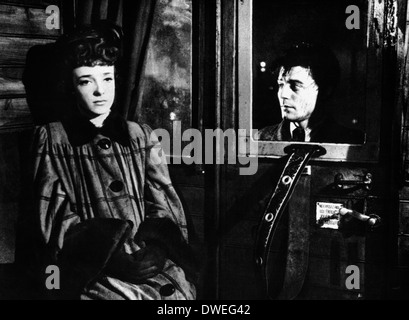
[238,0,383,162]
[137,0,193,155]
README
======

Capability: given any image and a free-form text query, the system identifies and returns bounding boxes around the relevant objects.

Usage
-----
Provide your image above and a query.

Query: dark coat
[256,118,365,144]
[27,113,197,299]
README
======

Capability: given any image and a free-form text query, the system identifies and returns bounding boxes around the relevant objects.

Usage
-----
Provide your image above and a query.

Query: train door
[214,0,405,299]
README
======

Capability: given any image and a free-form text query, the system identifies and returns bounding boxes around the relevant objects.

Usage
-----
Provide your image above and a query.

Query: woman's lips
[94,100,107,106]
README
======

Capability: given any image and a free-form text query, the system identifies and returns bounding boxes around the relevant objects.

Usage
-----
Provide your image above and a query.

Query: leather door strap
[277,174,310,300]
[254,144,325,299]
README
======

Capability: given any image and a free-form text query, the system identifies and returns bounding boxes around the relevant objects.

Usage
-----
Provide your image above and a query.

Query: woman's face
[72,65,115,117]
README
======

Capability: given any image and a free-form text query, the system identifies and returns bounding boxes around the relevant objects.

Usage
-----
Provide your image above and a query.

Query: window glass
[253,0,368,144]
[138,0,192,152]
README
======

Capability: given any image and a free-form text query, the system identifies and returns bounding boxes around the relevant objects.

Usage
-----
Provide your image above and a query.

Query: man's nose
[279,83,291,100]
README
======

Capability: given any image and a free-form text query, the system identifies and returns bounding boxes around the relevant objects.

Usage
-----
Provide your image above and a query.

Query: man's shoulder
[256,122,282,140]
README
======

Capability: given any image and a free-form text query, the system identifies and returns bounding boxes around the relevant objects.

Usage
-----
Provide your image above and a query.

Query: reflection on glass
[138,0,192,149]
[253,0,367,144]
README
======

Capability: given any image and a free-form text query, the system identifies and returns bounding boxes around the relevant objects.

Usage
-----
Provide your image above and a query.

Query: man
[256,42,365,144]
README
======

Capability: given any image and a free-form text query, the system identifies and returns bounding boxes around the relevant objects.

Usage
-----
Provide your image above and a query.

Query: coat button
[109,181,123,192]
[97,138,112,150]
[160,284,175,297]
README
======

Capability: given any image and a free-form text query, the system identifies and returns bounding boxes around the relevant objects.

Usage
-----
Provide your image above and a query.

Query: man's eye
[290,83,302,92]
[104,77,113,82]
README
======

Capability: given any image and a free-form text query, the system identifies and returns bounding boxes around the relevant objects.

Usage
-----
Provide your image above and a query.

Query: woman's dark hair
[23,21,124,124]
[56,21,123,95]
[57,20,123,70]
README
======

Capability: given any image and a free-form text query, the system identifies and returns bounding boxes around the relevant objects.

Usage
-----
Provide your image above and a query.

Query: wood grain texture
[0,132,21,263]
[0,4,60,36]
[0,36,53,65]
[0,0,60,6]
[0,98,32,130]
[0,68,25,96]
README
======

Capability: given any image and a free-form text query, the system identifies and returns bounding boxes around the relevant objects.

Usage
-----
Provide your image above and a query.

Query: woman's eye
[104,77,113,82]
[78,80,90,86]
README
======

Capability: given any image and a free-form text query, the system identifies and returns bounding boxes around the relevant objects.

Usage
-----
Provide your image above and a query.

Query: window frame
[237,0,384,163]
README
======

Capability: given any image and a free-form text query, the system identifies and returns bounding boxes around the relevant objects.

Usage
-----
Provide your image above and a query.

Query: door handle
[338,207,381,228]
[334,173,373,190]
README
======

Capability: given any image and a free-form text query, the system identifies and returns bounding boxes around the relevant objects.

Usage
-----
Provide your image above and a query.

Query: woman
[26,22,197,300]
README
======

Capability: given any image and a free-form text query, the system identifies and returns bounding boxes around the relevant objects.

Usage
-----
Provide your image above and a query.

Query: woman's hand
[132,241,167,274]
[105,242,167,284]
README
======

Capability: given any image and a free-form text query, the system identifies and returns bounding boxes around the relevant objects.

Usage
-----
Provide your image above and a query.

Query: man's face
[72,65,115,118]
[277,66,319,124]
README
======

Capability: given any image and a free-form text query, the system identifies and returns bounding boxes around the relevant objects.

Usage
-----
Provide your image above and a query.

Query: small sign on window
[316,202,344,229]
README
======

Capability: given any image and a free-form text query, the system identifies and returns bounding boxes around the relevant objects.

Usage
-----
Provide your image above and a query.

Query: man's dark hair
[277,42,340,99]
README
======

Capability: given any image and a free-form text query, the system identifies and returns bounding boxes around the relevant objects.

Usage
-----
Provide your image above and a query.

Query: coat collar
[62,110,130,147]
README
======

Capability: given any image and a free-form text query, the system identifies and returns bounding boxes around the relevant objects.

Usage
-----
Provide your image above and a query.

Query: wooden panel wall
[0,0,61,132]
[0,0,62,266]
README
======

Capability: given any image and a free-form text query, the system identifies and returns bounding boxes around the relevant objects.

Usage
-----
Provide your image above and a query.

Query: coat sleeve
[132,124,199,281]
[16,125,82,297]
[31,125,80,261]
[139,123,189,242]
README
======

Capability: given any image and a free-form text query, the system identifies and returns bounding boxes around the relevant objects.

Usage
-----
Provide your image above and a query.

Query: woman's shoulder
[34,122,69,144]
[126,121,156,142]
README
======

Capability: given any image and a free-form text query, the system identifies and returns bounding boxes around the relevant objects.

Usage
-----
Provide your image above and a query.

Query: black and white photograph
[0,0,408,306]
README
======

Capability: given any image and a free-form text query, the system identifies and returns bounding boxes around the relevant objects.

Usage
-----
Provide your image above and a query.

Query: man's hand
[105,242,167,284]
